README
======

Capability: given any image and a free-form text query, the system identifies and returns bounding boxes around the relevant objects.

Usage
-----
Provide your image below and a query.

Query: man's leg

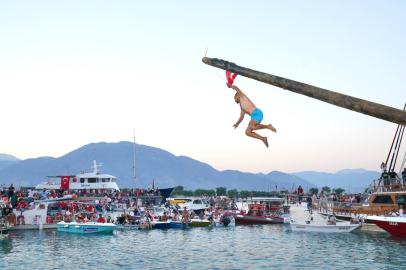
[252,123,277,133]
[245,121,269,148]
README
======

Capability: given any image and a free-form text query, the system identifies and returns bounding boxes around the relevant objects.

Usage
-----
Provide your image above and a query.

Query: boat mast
[133,128,137,192]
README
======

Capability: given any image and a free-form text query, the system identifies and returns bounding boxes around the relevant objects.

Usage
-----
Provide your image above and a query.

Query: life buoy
[76,216,85,223]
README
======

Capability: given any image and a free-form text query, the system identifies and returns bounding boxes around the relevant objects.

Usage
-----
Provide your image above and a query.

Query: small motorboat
[290,220,362,233]
[57,220,116,233]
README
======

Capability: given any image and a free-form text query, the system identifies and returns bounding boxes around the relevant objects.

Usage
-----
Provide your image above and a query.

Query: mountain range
[0,142,380,192]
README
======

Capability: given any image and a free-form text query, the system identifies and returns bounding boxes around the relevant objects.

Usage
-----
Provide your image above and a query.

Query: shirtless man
[180,207,190,229]
[230,84,276,148]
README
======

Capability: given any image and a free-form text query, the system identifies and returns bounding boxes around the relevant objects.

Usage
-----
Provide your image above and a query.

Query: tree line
[170,185,347,198]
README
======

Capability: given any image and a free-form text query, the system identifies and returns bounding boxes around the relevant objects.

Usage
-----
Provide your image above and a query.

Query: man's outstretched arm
[233,110,245,129]
[231,85,244,96]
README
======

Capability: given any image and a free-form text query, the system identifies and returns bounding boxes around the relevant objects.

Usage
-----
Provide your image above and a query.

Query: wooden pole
[202,57,406,126]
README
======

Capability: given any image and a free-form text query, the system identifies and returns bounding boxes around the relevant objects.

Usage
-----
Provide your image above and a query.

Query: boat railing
[370,178,406,193]
[312,198,398,216]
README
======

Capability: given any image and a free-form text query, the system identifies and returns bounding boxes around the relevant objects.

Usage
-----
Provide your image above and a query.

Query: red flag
[152,179,154,189]
[226,71,237,85]
[275,184,277,188]
[250,191,253,197]
[18,190,21,198]
[61,176,70,189]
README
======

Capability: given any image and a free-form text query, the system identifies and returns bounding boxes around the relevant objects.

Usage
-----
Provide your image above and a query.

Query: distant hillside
[0,154,20,161]
[0,160,20,171]
[0,141,316,190]
[291,169,381,193]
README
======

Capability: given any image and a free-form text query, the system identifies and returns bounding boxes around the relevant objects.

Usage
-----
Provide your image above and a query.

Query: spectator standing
[389,169,399,184]
[7,184,15,200]
[297,186,304,205]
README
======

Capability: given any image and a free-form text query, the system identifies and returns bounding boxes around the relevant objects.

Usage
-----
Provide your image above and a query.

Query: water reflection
[0,225,405,268]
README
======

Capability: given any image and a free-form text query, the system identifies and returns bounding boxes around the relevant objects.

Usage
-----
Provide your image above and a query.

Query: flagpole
[133,128,137,192]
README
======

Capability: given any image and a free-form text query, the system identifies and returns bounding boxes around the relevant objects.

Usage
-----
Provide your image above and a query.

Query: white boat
[35,159,120,191]
[170,197,209,214]
[290,220,362,233]
[8,195,105,231]
[115,223,140,230]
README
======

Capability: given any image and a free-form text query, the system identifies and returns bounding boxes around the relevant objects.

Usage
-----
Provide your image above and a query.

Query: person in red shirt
[297,186,304,205]
[97,214,106,223]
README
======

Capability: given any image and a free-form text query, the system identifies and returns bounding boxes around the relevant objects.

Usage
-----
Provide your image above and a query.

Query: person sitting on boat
[383,210,391,217]
[350,211,360,224]
[325,214,332,225]
[180,207,190,229]
[1,207,13,227]
[117,214,126,225]
[161,212,169,222]
[56,188,65,198]
[97,214,106,223]
[139,205,146,216]
[390,208,399,217]
[198,210,205,220]
[330,213,337,225]
[190,211,196,219]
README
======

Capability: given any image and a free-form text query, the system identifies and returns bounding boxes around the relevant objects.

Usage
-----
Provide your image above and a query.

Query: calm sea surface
[0,225,406,269]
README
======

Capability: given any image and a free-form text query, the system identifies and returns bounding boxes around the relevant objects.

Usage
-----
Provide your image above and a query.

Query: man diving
[230,84,276,148]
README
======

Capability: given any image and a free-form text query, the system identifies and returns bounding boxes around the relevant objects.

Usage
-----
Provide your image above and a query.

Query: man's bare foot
[268,124,277,133]
[262,137,269,148]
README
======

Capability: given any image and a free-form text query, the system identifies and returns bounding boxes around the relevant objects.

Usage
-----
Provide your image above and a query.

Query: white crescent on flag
[226,71,237,85]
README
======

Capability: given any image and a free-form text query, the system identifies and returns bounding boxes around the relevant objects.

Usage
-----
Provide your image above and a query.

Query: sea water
[0,225,405,269]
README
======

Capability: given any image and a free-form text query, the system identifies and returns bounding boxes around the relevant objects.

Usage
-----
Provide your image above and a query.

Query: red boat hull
[225,212,285,224]
[367,218,406,236]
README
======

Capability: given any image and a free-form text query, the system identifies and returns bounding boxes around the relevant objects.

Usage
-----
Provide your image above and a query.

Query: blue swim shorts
[250,108,263,124]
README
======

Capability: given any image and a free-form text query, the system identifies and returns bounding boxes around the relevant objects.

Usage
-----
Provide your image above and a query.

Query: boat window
[113,178,116,182]
[395,195,405,204]
[102,178,106,182]
[202,200,208,204]
[105,178,110,182]
[80,178,85,183]
[88,178,97,183]
[372,196,394,204]
[193,200,202,204]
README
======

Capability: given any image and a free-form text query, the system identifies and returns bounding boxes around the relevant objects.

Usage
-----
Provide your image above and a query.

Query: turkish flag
[61,176,70,189]
[226,71,237,85]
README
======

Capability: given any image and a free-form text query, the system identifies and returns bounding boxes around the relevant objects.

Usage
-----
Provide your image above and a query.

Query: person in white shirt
[390,208,399,217]
[350,211,360,224]
[399,205,405,217]
[326,214,332,225]
[139,205,146,215]
[27,188,36,203]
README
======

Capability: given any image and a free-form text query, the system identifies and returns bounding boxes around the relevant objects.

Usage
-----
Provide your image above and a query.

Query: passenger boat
[168,197,209,214]
[8,195,105,231]
[290,220,362,233]
[226,197,291,224]
[35,158,120,191]
[365,216,406,236]
[313,179,406,231]
[57,220,115,233]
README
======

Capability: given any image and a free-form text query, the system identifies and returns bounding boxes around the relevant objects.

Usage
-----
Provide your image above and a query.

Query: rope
[214,68,226,82]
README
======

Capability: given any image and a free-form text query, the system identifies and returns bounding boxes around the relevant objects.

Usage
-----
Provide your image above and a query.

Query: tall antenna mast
[133,128,137,192]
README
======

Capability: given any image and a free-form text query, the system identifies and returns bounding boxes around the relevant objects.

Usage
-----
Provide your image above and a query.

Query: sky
[1,1,406,174]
